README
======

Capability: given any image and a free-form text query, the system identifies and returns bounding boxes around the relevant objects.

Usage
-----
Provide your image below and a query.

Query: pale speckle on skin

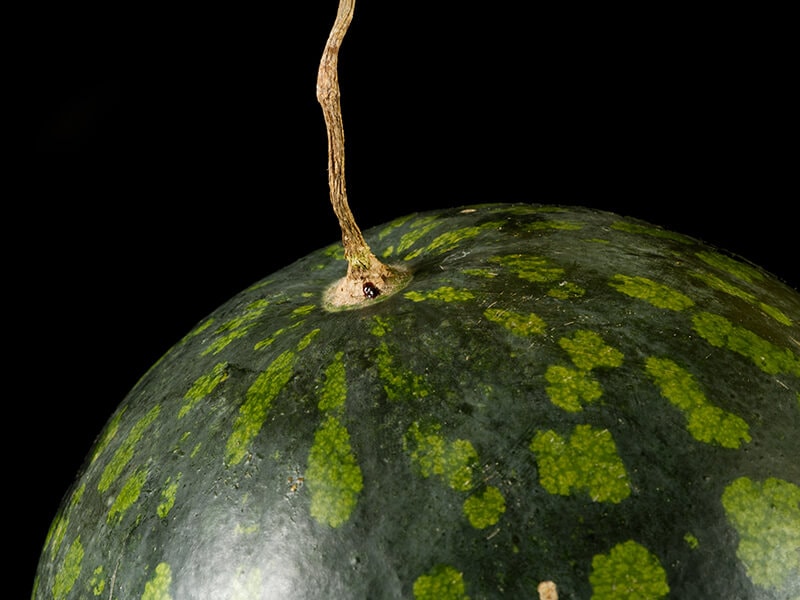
[537,581,558,600]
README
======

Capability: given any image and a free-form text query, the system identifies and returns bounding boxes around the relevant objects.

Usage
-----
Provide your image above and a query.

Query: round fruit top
[34,203,799,599]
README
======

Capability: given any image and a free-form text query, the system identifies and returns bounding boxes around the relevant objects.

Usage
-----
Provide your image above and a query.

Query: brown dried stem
[318,0,408,307]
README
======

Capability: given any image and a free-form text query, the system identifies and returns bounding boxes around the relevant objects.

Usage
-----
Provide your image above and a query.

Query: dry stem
[317,0,408,307]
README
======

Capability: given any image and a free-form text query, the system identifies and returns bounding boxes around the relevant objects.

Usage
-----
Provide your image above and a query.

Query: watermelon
[32,203,799,599]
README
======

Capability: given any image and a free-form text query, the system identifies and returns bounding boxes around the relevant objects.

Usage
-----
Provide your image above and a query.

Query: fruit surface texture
[34,203,800,599]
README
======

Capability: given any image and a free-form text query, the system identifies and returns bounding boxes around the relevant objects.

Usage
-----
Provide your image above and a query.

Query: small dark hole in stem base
[363,282,380,299]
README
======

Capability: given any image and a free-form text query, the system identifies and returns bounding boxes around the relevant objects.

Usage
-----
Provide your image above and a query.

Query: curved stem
[317,0,367,268]
[317,0,408,306]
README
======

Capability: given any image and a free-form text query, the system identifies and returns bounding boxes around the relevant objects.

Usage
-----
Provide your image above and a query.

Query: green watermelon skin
[33,203,799,599]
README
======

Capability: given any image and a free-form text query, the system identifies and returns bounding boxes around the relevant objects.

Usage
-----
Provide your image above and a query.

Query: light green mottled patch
[589,540,669,599]
[611,220,693,244]
[490,254,564,283]
[684,532,699,549]
[484,307,546,336]
[292,304,316,317]
[47,483,85,560]
[545,365,602,412]
[254,328,285,350]
[157,474,181,518]
[405,223,501,261]
[202,327,252,356]
[318,352,346,413]
[245,278,277,291]
[463,486,506,529]
[52,536,83,600]
[692,270,757,303]
[323,242,345,260]
[405,286,475,303]
[759,302,793,326]
[98,404,160,493]
[645,356,751,448]
[691,271,793,326]
[508,205,568,215]
[214,300,269,333]
[692,312,800,376]
[370,315,391,337]
[201,300,272,356]
[370,316,430,400]
[526,220,583,231]
[90,408,125,463]
[391,218,441,256]
[404,422,478,492]
[179,362,228,418]
[461,267,497,278]
[72,481,86,504]
[696,250,764,283]
[413,564,470,600]
[234,523,259,535]
[548,281,586,299]
[230,567,263,600]
[108,468,147,524]
[253,322,306,350]
[378,212,416,239]
[721,477,800,591]
[306,415,363,527]
[688,405,752,449]
[297,328,320,350]
[559,330,624,371]
[190,442,201,458]
[530,425,631,503]
[89,565,105,596]
[545,331,622,412]
[191,316,215,334]
[141,562,173,600]
[609,274,694,310]
[225,350,296,466]
[375,340,431,401]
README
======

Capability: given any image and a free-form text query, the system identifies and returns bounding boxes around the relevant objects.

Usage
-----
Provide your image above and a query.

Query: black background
[17,4,795,594]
